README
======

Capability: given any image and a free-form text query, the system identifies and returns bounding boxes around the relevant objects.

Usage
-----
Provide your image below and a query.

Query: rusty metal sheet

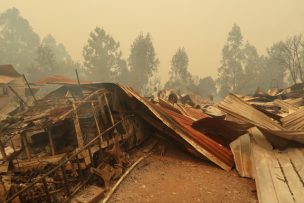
[35,75,78,85]
[192,117,250,147]
[175,104,208,120]
[118,84,234,171]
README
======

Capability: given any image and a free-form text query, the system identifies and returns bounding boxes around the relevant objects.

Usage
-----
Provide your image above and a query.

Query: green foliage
[272,35,304,84]
[169,47,190,80]
[0,8,40,72]
[83,27,124,82]
[242,42,263,93]
[165,47,194,92]
[26,44,57,80]
[42,34,72,64]
[142,71,161,96]
[260,42,287,89]
[197,77,216,98]
[217,24,245,97]
[128,33,159,92]
[36,45,57,71]
[216,24,287,97]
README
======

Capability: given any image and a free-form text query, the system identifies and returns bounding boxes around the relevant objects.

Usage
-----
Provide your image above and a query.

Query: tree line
[0,8,303,99]
[216,24,304,98]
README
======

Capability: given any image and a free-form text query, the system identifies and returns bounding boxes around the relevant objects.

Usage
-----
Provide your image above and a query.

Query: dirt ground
[108,143,258,203]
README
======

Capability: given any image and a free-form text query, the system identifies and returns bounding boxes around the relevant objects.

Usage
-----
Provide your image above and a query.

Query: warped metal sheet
[230,133,253,178]
[192,117,250,147]
[281,108,304,130]
[273,99,299,114]
[218,93,304,144]
[218,93,283,130]
[118,85,234,171]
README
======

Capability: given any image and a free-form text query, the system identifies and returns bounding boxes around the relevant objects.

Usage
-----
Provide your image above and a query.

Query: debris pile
[0,64,304,203]
[0,83,150,202]
[218,84,304,203]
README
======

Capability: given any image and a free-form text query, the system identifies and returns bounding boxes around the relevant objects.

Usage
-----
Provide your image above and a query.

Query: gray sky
[1,0,304,83]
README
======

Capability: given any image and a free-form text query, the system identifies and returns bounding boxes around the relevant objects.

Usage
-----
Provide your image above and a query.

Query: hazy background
[2,0,304,82]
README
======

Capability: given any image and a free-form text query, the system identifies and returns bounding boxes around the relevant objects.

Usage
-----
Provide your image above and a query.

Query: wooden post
[42,177,51,203]
[98,96,107,128]
[22,134,31,159]
[60,165,70,196]
[72,103,84,148]
[98,96,109,147]
[47,128,55,156]
[75,155,84,181]
[10,137,21,167]
[23,74,37,102]
[91,102,103,142]
[0,139,7,161]
[88,147,94,167]
[75,69,81,86]
[104,93,115,125]
[75,69,83,97]
[8,85,29,108]
[114,88,125,140]
[104,93,123,141]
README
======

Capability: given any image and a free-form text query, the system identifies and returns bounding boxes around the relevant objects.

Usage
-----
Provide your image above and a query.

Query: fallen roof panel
[218,93,304,144]
[118,85,234,171]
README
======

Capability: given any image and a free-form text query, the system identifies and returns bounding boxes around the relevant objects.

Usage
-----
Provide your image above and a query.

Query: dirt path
[108,144,258,203]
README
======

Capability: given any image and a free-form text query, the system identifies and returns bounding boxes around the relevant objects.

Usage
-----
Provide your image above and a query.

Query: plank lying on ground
[275,152,304,202]
[102,153,150,203]
[252,143,304,203]
[251,143,279,203]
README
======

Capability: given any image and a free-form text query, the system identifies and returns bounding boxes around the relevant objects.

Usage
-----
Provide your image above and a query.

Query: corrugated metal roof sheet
[218,93,304,144]
[35,75,78,85]
[118,85,234,171]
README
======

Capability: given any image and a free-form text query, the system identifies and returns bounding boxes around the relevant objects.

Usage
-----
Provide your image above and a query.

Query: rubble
[219,84,304,203]
[0,83,150,202]
[0,71,304,202]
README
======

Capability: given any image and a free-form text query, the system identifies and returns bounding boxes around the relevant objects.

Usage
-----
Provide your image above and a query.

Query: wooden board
[252,144,304,203]
[251,143,279,203]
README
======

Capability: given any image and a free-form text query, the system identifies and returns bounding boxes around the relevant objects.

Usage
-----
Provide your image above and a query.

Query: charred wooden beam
[42,177,51,203]
[0,139,7,161]
[23,74,37,102]
[21,134,31,160]
[8,85,29,108]
[47,128,55,156]
[5,119,124,203]
[72,103,84,148]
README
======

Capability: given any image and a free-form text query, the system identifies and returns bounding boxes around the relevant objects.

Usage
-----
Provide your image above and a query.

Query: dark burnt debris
[1,69,304,202]
[0,83,151,202]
